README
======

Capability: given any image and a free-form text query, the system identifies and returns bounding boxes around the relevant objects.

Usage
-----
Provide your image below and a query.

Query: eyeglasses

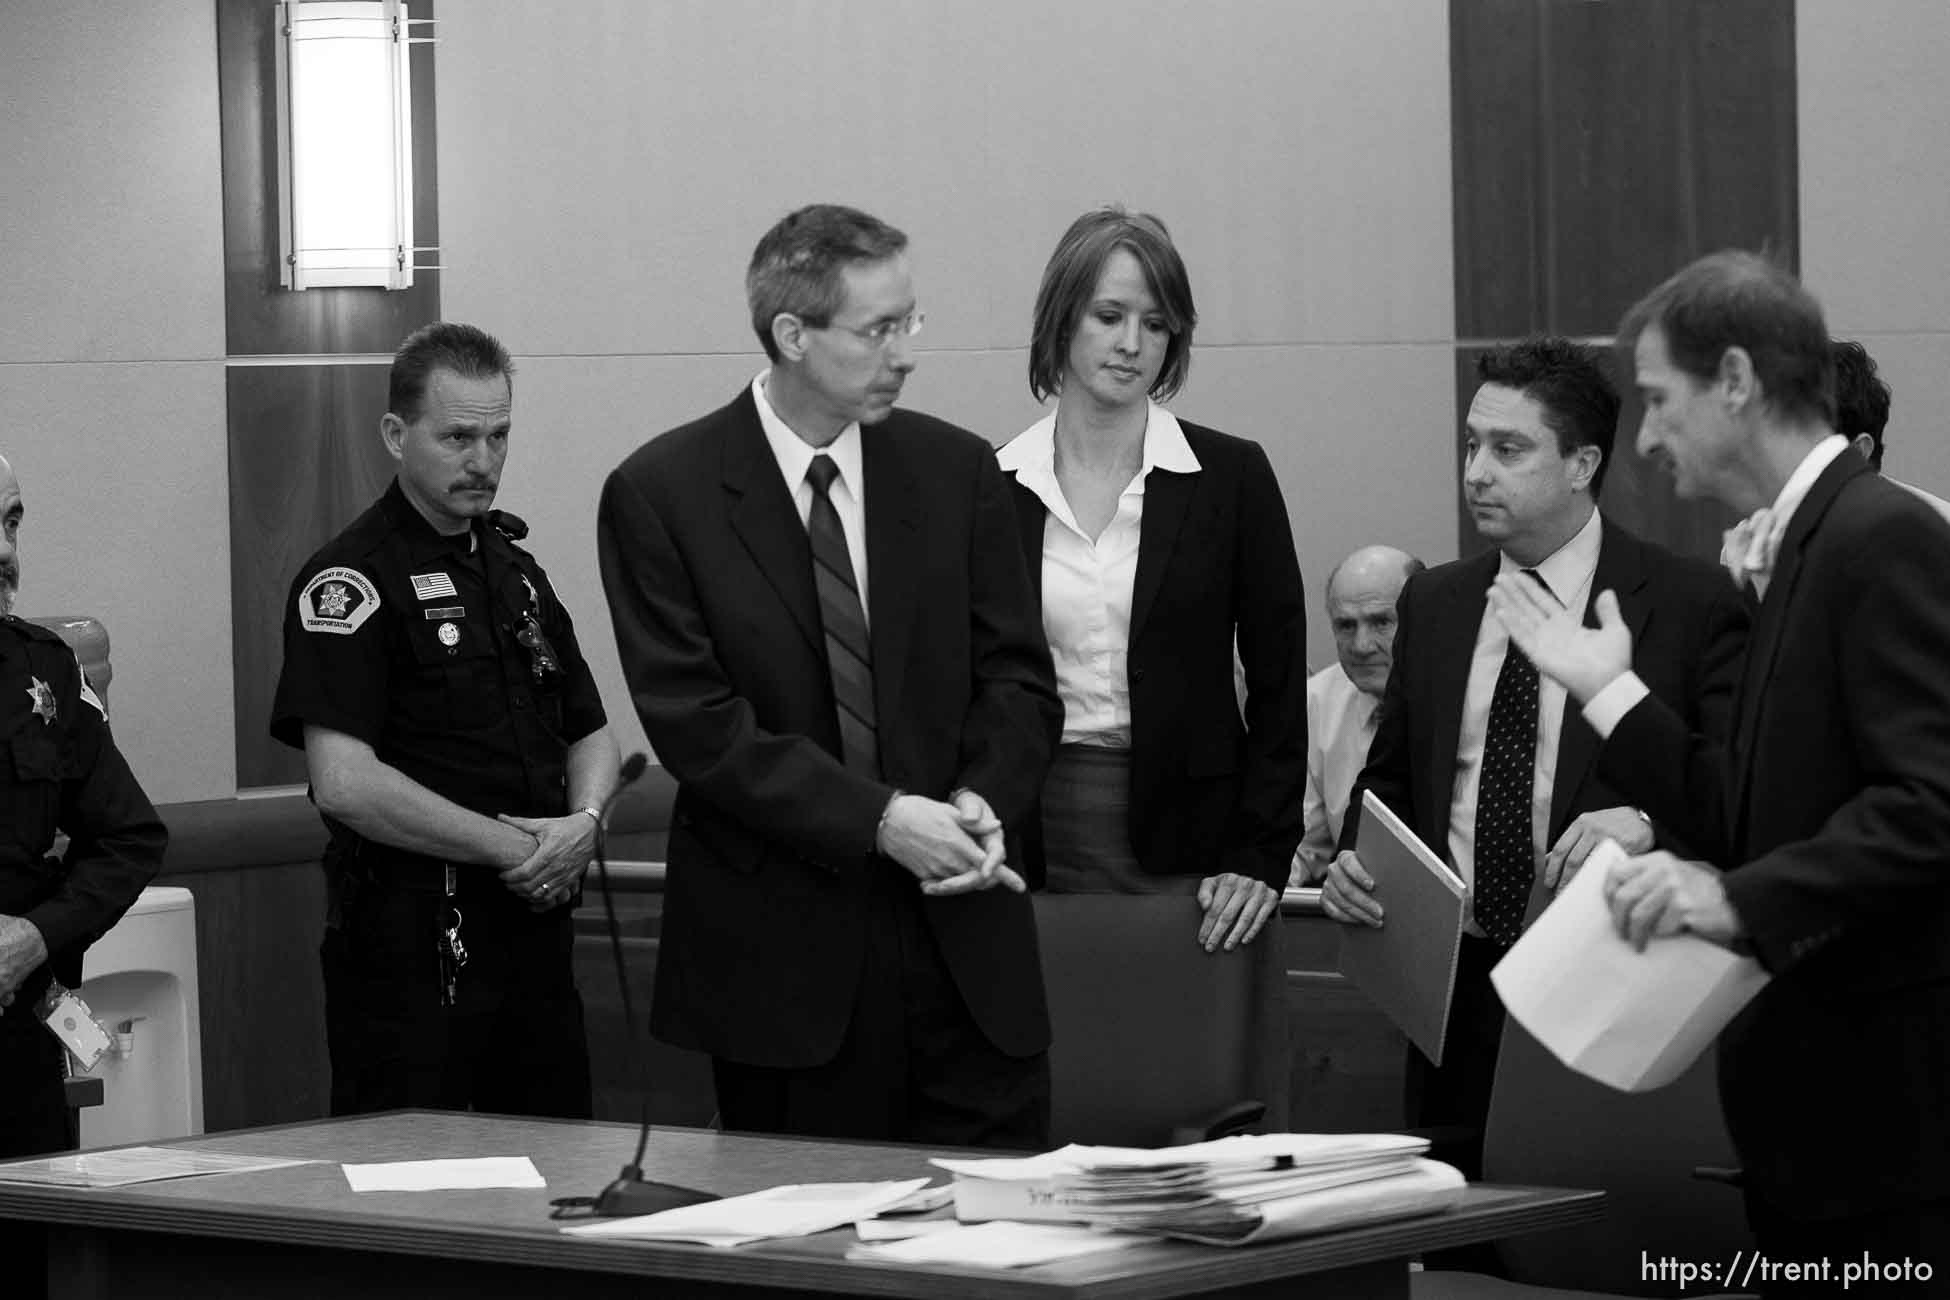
[830,310,925,349]
[514,613,563,684]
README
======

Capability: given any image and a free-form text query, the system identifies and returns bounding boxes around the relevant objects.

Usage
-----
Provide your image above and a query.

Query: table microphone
[586,752,718,1217]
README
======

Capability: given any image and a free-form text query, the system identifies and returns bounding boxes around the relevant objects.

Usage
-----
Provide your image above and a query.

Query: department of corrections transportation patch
[299,567,381,635]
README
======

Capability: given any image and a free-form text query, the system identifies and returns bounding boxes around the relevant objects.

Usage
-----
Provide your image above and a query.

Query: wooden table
[0,1112,1603,1299]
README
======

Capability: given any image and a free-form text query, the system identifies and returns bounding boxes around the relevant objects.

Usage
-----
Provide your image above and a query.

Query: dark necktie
[1473,569,1546,946]
[805,455,879,776]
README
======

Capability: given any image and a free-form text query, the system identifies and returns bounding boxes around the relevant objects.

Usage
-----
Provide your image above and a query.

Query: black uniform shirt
[270,481,606,826]
[0,616,166,1008]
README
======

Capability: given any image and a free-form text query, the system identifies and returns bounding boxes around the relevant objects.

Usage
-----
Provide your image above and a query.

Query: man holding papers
[1489,252,1950,1272]
[1322,338,1747,1185]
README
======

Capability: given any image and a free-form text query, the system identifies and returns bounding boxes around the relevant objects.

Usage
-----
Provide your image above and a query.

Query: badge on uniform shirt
[411,571,459,602]
[299,567,381,635]
[437,621,460,647]
[25,675,56,725]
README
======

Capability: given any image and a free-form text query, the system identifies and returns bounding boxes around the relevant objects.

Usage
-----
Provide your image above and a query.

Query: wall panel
[0,1,232,803]
[228,365,399,786]
[0,362,234,803]
[1799,2,1950,499]
[1450,0,1796,562]
[1799,2,1950,339]
[440,1,1451,358]
[0,2,226,363]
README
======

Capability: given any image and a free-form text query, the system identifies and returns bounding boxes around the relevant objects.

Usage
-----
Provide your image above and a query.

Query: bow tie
[1721,506,1784,597]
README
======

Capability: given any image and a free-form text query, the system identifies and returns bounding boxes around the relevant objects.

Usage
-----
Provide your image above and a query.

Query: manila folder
[1339,791,1466,1065]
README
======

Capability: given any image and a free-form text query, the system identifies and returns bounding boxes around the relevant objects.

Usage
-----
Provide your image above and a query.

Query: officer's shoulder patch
[299,566,382,635]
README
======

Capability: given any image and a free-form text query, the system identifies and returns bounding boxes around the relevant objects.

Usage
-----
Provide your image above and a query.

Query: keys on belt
[437,864,469,1007]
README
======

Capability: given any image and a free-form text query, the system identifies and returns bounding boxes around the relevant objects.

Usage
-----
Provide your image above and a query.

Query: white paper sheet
[853,1216,960,1241]
[1491,839,1770,1091]
[561,1178,929,1247]
[341,1156,545,1192]
[846,1221,1143,1267]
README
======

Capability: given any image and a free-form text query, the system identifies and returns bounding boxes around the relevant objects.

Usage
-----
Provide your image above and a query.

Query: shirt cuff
[1582,672,1650,739]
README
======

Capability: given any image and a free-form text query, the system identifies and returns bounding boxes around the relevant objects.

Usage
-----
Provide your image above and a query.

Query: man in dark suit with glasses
[598,205,1062,1146]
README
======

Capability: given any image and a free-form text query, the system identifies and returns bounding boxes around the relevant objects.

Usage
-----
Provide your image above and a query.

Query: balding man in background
[1292,545,1422,884]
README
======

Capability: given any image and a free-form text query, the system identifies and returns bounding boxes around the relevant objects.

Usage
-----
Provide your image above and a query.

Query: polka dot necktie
[806,455,879,777]
[1474,569,1547,947]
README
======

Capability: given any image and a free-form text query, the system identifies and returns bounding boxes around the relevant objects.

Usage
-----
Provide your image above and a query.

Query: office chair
[1033,894,1288,1147]
[1413,1018,1753,1299]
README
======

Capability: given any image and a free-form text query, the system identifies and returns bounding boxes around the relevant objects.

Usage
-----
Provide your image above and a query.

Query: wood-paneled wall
[227,366,398,786]
[216,0,442,788]
[1450,0,1797,561]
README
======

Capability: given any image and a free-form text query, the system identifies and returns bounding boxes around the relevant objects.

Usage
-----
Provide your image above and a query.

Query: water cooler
[76,885,204,1148]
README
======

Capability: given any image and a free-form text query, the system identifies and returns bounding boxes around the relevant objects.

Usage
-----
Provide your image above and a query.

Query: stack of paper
[933,1133,1464,1246]
[561,1179,929,1248]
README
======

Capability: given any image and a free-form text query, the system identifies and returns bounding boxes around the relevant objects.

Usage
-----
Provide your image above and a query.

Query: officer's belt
[341,837,472,894]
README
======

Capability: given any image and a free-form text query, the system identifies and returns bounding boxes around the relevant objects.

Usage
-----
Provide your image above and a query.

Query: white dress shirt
[1587,438,1848,735]
[997,403,1201,746]
[752,372,869,624]
[1295,664,1379,881]
[1448,507,1604,927]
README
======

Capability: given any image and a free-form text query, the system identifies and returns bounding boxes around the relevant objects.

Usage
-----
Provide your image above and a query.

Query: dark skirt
[1040,744,1198,896]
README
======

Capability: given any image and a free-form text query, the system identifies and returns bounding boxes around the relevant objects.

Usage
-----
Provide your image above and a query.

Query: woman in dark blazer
[998,207,1309,950]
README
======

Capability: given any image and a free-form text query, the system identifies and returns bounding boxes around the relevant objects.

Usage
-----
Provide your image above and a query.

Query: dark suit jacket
[1341,515,1749,871]
[1603,453,1950,1222]
[1005,421,1309,889]
[597,388,1062,1068]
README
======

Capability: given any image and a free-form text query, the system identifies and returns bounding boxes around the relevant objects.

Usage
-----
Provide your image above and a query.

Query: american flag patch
[411,572,459,601]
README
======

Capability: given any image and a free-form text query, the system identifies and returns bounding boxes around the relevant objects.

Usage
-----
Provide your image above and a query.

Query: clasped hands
[877,791,1025,896]
[495,812,597,911]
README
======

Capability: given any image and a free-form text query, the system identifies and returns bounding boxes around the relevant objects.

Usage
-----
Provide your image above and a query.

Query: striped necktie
[805,455,879,776]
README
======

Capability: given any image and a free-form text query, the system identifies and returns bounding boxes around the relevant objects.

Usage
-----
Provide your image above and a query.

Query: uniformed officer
[0,450,168,1159]
[270,322,619,1119]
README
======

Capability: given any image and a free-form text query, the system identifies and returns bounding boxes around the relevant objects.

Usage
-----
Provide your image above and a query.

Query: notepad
[1339,791,1466,1064]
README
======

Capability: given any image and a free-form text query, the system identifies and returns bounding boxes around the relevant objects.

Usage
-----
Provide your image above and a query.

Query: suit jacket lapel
[721,389,823,657]
[1130,468,1196,649]
[1009,477,1046,599]
[862,422,924,720]
[1548,520,1649,838]
[1727,453,1865,829]
[1427,551,1497,839]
